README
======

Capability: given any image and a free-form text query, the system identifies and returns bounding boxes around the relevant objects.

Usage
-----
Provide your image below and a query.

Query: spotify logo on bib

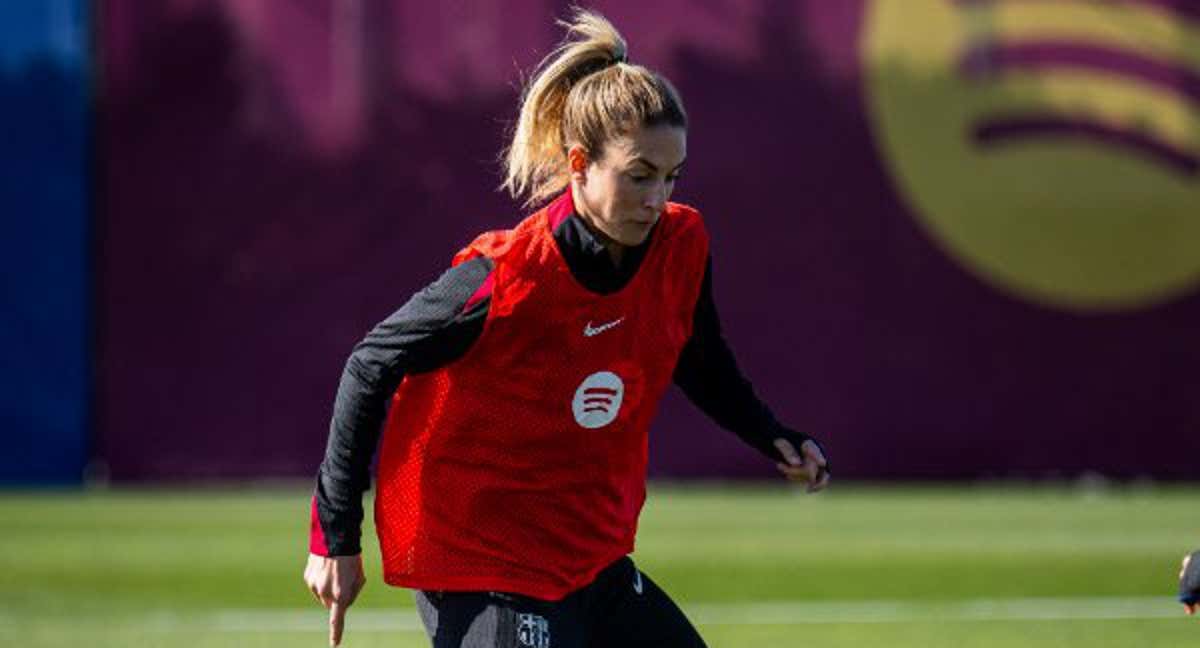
[863,0,1200,311]
[572,371,624,429]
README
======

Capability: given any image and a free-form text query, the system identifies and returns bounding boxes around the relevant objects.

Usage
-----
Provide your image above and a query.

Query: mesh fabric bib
[375,190,709,600]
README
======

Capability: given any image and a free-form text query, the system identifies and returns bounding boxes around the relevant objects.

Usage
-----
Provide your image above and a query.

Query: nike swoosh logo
[584,317,625,337]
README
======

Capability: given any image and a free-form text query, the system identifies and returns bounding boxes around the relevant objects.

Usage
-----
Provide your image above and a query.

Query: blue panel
[0,0,89,484]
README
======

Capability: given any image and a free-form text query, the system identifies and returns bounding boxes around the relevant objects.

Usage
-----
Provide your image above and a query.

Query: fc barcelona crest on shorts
[516,612,550,648]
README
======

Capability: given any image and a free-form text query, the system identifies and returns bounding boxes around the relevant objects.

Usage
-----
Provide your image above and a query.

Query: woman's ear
[567,145,589,183]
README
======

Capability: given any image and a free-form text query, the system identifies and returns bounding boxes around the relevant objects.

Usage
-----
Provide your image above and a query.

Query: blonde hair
[501,8,688,208]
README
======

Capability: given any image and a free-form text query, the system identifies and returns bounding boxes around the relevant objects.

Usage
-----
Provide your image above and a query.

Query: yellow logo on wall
[863,0,1200,311]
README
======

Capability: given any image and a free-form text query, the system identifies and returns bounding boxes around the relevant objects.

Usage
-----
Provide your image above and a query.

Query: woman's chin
[617,224,654,246]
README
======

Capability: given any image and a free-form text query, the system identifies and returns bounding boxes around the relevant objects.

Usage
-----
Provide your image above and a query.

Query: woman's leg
[414,590,587,648]
[584,558,707,648]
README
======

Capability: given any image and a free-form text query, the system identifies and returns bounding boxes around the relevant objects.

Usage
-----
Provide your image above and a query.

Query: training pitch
[1,483,1196,647]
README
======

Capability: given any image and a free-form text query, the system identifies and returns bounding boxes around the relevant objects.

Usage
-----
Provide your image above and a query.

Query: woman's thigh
[584,560,707,648]
[414,590,586,648]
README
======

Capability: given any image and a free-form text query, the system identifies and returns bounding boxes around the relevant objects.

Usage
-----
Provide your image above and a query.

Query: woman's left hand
[773,438,831,493]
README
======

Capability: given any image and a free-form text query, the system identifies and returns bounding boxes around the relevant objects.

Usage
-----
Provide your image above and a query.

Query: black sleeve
[312,256,493,556]
[672,256,818,465]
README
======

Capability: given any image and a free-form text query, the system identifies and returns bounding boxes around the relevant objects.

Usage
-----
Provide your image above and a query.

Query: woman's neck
[571,190,627,267]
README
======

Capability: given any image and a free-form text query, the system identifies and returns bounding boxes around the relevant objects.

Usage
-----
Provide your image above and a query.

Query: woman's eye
[629,174,650,183]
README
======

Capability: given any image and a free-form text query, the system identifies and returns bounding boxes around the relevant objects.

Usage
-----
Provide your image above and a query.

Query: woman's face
[570,124,687,247]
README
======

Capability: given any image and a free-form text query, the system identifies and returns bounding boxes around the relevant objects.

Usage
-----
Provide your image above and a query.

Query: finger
[803,462,818,485]
[776,462,808,480]
[810,467,831,488]
[318,583,335,609]
[778,462,821,488]
[808,469,832,493]
[1184,603,1195,615]
[777,462,812,475]
[801,440,827,467]
[330,601,347,646]
[773,439,803,466]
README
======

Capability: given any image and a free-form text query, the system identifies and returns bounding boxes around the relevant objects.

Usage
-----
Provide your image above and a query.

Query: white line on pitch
[1,597,1181,633]
[685,596,1181,625]
[94,596,1178,633]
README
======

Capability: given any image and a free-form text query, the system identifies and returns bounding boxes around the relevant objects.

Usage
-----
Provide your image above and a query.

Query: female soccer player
[304,9,830,647]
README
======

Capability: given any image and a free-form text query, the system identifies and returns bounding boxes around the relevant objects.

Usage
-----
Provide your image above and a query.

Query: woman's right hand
[304,553,366,646]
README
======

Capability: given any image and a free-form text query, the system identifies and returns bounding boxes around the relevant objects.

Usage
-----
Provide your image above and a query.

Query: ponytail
[501,8,687,208]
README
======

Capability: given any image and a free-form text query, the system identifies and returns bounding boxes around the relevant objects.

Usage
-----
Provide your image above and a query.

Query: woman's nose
[644,182,667,211]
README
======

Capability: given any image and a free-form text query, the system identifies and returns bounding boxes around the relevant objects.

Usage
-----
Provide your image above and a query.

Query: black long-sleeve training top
[313,205,815,556]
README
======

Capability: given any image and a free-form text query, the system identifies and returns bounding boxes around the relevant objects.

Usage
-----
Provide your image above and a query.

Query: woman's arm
[305,256,495,645]
[310,256,495,556]
[673,256,829,488]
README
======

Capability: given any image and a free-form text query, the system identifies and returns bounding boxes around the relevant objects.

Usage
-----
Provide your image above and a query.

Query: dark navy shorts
[413,556,707,648]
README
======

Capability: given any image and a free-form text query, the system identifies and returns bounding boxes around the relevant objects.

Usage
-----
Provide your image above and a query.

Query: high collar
[545,186,654,295]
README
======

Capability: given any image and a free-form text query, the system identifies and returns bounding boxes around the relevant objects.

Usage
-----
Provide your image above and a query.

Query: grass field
[1,483,1197,647]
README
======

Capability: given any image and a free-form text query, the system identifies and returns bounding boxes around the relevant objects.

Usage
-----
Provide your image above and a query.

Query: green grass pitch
[1,483,1197,647]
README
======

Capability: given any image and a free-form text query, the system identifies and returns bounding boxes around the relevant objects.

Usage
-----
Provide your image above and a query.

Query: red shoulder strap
[452,229,510,266]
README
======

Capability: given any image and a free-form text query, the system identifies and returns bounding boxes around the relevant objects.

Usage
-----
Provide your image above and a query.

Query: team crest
[516,612,550,648]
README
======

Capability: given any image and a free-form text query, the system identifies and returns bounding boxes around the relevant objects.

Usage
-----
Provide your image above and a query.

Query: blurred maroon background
[96,0,1200,481]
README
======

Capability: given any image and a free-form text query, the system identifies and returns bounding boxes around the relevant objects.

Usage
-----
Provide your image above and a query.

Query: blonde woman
[304,9,829,647]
